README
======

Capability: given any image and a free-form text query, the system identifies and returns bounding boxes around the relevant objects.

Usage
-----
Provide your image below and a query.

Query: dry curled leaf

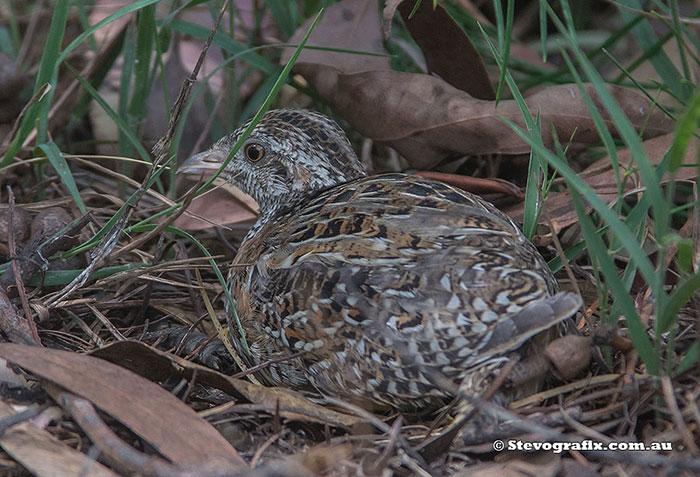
[285,0,674,170]
[383,0,494,99]
[0,343,246,468]
[90,340,364,429]
[506,132,698,227]
[0,400,118,477]
[296,65,674,169]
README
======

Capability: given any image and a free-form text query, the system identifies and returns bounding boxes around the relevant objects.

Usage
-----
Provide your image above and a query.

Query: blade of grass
[37,142,87,215]
[522,111,544,239]
[264,0,298,38]
[35,0,69,144]
[129,5,156,125]
[492,0,514,105]
[659,272,700,334]
[669,85,700,173]
[1,0,68,166]
[65,63,152,163]
[1,0,160,167]
[614,0,687,100]
[676,341,698,375]
[554,2,668,237]
[538,0,547,62]
[570,190,658,374]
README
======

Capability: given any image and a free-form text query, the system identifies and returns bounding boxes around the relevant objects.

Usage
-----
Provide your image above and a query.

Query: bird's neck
[243,187,326,243]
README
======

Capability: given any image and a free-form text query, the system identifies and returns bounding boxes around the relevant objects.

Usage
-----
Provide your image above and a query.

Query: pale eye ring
[244,142,266,162]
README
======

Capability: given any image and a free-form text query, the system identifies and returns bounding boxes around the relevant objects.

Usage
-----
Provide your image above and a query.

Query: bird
[179,109,582,411]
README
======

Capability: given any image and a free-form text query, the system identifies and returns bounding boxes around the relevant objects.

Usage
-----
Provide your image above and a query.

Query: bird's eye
[244,143,265,162]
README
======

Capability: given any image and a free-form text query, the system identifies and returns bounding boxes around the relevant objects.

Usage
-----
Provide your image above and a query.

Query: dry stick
[367,416,403,474]
[0,403,50,437]
[0,289,38,345]
[45,212,125,308]
[15,0,43,67]
[45,0,230,307]
[545,212,582,300]
[53,389,179,476]
[322,396,430,473]
[181,328,217,361]
[85,304,126,342]
[661,376,700,455]
[110,183,196,261]
[5,187,40,345]
[249,431,282,469]
[152,0,231,162]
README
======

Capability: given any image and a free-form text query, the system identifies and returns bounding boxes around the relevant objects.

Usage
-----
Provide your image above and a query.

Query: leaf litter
[0,0,698,475]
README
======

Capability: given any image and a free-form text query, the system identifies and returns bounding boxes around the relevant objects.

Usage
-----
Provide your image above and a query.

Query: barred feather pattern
[181,109,581,410]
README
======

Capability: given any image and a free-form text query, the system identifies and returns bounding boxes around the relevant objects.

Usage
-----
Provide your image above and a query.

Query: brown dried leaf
[90,341,364,429]
[413,171,523,199]
[505,133,699,227]
[383,0,494,99]
[173,184,258,231]
[0,400,118,477]
[0,343,246,468]
[285,0,673,170]
[296,65,674,169]
[281,0,389,72]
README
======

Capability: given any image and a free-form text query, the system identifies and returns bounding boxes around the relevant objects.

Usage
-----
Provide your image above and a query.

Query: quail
[179,109,582,411]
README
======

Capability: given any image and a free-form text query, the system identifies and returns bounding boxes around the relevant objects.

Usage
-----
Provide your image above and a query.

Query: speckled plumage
[180,109,582,410]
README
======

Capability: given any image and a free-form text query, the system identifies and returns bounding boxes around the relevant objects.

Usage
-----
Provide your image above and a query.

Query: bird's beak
[178,150,228,178]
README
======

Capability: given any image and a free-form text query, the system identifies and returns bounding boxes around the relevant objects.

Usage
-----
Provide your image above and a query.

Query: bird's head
[179,109,367,218]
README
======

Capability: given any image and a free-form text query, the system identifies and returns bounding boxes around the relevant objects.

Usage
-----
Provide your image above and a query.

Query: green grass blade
[502,115,659,300]
[569,190,658,374]
[65,63,151,163]
[37,142,87,215]
[1,0,160,168]
[658,272,700,334]
[552,2,670,249]
[676,341,698,375]
[614,0,687,100]
[129,5,156,123]
[669,85,700,173]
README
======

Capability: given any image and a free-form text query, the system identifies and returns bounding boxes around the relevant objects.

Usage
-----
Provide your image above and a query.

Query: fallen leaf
[284,0,673,170]
[0,343,246,468]
[505,132,699,228]
[0,400,118,477]
[383,0,494,99]
[296,65,674,169]
[90,340,364,429]
[413,171,523,199]
[173,184,258,231]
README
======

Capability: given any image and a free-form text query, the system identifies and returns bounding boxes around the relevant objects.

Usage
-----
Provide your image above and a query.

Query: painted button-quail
[179,109,582,411]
